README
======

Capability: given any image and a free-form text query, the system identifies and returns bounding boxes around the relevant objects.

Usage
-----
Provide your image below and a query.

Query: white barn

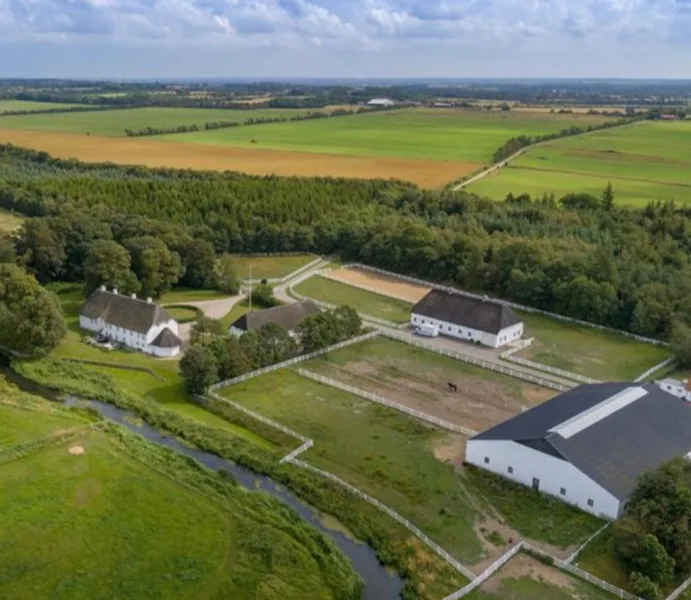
[80,287,181,357]
[411,290,523,348]
[367,98,395,107]
[466,383,691,519]
[229,300,320,337]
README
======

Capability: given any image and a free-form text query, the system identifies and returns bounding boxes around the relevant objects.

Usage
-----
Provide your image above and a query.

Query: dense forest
[1,144,690,342]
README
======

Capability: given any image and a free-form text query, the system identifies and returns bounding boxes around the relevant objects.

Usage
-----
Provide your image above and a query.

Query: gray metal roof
[472,383,691,501]
[231,300,321,332]
[81,290,172,334]
[412,290,522,334]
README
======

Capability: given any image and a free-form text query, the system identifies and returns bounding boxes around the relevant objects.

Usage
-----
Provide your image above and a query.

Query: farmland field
[0,397,357,599]
[518,312,671,381]
[231,253,315,280]
[159,108,611,163]
[0,100,80,114]
[0,106,308,136]
[220,368,602,564]
[294,274,413,323]
[468,121,691,206]
[303,336,555,432]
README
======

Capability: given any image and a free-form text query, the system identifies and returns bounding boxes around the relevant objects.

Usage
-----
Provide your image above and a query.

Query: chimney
[99,285,106,292]
[146,297,152,304]
[131,293,137,300]
[112,288,118,295]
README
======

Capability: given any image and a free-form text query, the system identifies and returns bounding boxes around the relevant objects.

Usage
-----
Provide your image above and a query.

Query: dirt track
[329,268,431,303]
[0,129,480,187]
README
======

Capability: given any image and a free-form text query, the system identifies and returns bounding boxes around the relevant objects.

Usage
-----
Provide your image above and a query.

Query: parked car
[415,323,439,337]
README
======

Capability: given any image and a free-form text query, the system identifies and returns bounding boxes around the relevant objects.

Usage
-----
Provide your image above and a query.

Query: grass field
[159,108,610,164]
[0,395,357,599]
[0,209,24,233]
[518,312,671,381]
[231,254,315,280]
[467,553,617,600]
[0,100,80,114]
[303,336,554,432]
[164,305,201,323]
[469,121,691,206]
[220,368,602,564]
[0,404,82,449]
[0,107,308,136]
[294,275,412,323]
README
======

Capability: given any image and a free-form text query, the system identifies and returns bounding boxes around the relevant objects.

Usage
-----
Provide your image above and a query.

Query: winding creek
[3,367,406,599]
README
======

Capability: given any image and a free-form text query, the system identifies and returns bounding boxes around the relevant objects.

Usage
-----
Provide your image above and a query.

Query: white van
[415,323,439,338]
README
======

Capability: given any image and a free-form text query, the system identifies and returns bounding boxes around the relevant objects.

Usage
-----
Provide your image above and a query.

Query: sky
[1,0,691,78]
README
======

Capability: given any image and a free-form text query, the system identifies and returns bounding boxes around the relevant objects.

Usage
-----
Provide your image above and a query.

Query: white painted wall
[79,315,180,357]
[658,380,691,402]
[411,314,523,348]
[466,439,620,519]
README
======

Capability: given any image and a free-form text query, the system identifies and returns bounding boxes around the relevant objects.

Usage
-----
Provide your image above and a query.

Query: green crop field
[294,275,412,323]
[158,108,611,163]
[0,100,81,114]
[0,107,309,136]
[518,312,671,381]
[0,394,358,600]
[469,121,691,206]
[220,368,602,564]
[231,254,315,280]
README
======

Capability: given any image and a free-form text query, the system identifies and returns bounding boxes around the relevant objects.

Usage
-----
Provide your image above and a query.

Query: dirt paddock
[0,129,481,187]
[328,267,432,303]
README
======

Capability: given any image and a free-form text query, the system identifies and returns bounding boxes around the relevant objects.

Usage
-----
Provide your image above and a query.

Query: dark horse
[447,382,458,392]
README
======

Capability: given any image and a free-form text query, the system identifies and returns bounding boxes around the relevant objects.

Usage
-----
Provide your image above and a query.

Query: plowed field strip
[0,129,480,187]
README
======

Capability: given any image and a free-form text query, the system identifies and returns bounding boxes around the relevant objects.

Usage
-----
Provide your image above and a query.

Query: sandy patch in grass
[482,553,576,594]
[0,128,480,187]
[69,445,85,455]
[431,434,467,467]
[328,267,432,303]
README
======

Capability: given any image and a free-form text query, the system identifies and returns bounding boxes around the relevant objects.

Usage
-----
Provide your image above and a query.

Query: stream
[3,366,406,599]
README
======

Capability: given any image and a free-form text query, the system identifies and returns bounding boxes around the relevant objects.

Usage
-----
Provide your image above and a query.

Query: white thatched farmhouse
[466,383,691,519]
[411,290,523,348]
[80,287,181,357]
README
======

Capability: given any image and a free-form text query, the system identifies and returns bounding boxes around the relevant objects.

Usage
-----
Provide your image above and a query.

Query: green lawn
[0,404,81,450]
[164,305,201,323]
[469,121,691,206]
[158,286,229,304]
[0,209,24,233]
[574,528,631,593]
[231,254,316,280]
[220,298,250,330]
[159,108,611,163]
[220,368,602,563]
[294,275,412,323]
[0,421,357,599]
[518,312,671,381]
[0,107,309,136]
[0,100,81,114]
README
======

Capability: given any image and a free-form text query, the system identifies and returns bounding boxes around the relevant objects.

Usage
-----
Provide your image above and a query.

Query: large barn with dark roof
[411,290,523,348]
[466,383,691,519]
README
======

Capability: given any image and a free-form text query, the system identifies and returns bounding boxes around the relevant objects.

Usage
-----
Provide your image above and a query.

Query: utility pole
[248,264,252,313]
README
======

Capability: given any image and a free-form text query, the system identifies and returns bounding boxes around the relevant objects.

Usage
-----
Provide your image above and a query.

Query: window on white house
[587,499,594,507]
[484,457,490,465]
[560,488,566,496]
[507,466,514,474]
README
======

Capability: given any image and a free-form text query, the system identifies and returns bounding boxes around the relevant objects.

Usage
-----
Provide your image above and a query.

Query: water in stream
[61,396,406,600]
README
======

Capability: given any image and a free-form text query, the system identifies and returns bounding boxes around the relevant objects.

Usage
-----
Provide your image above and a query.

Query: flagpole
[248,264,252,313]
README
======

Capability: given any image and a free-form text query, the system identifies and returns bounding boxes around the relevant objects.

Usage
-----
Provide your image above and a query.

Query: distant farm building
[229,300,320,336]
[367,98,395,107]
[411,290,523,348]
[80,287,181,357]
[657,377,691,401]
[466,383,691,519]
[661,114,679,121]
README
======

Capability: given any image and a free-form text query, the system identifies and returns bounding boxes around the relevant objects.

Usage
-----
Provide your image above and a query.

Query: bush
[630,572,662,600]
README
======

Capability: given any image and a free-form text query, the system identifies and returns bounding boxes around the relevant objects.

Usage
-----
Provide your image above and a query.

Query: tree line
[122,107,381,138]
[2,144,691,348]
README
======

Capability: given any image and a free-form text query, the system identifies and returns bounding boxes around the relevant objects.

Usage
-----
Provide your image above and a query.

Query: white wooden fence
[209,331,381,391]
[297,369,478,436]
[291,458,477,581]
[381,331,569,392]
[243,256,323,284]
[345,263,668,347]
[564,521,612,564]
[667,575,691,600]
[443,543,523,599]
[634,357,677,383]
[501,346,599,386]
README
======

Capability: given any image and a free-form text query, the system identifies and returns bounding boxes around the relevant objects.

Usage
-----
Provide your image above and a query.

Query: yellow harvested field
[0,129,479,187]
[328,267,432,303]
